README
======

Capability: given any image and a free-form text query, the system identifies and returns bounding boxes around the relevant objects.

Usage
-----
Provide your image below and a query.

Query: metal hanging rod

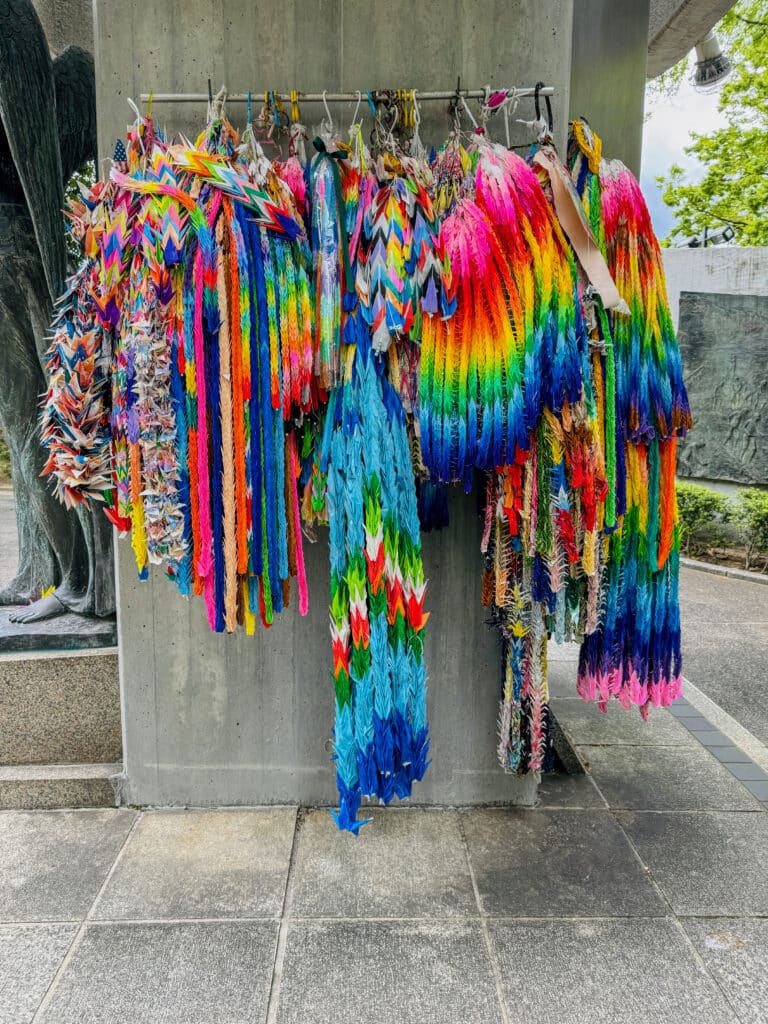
[139,85,554,105]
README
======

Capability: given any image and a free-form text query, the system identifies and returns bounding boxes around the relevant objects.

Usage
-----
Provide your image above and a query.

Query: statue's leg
[0,277,62,603]
[0,254,87,619]
[78,505,117,617]
[53,504,116,618]
[0,412,57,603]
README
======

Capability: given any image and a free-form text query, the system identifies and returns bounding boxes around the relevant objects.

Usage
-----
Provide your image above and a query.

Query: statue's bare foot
[8,593,66,623]
[0,579,36,606]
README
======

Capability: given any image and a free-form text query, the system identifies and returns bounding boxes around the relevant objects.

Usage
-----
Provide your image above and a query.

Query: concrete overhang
[648,0,737,77]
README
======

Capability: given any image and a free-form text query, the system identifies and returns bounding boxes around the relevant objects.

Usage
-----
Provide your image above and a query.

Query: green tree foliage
[64,161,96,265]
[737,488,768,569]
[646,57,690,104]
[656,0,768,246]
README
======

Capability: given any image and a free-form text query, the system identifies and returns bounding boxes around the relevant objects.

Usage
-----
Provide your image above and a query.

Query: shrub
[735,488,768,571]
[675,481,734,556]
[0,430,10,482]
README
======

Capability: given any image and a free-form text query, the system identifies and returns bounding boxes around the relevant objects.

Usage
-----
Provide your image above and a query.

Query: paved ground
[680,567,768,746]
[2,720,767,1024]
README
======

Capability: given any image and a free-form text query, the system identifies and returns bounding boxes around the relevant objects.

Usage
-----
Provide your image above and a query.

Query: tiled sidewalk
[3,691,768,1024]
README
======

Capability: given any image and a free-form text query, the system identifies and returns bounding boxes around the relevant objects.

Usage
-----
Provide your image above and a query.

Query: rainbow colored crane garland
[40,100,691,830]
[568,119,691,715]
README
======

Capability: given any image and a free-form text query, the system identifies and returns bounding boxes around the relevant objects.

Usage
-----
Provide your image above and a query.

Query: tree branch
[708,213,748,228]
[734,14,768,26]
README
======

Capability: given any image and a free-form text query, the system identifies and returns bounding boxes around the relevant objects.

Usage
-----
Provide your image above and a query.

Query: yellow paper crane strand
[129,442,148,577]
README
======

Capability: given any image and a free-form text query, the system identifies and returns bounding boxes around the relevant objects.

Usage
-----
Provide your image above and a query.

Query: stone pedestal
[0,648,121,807]
[0,608,116,654]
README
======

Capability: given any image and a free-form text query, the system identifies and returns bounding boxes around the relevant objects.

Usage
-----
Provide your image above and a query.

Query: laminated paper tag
[532,148,624,312]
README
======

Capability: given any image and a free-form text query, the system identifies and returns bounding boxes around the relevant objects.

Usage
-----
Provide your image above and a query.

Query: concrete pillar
[94,0,649,808]
[94,0,576,160]
[569,0,651,175]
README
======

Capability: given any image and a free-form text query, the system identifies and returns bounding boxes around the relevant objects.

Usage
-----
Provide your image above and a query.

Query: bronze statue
[0,0,115,623]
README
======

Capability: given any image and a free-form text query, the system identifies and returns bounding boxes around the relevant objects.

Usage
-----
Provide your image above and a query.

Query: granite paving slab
[726,761,768,782]
[617,811,768,916]
[707,744,755,764]
[546,659,580,699]
[490,918,739,1024]
[94,808,296,920]
[686,727,731,746]
[0,809,136,922]
[682,918,768,1024]
[275,919,503,1024]
[38,921,278,1024]
[578,743,759,811]
[668,710,714,730]
[535,772,606,809]
[0,923,77,1024]
[744,779,768,800]
[547,641,580,663]
[667,697,705,720]
[289,808,476,918]
[552,698,696,746]
[462,809,666,918]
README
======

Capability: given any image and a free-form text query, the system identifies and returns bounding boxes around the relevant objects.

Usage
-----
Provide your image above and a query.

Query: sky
[640,65,728,242]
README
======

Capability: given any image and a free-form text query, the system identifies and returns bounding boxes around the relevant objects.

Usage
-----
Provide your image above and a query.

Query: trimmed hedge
[738,488,768,571]
[676,481,768,571]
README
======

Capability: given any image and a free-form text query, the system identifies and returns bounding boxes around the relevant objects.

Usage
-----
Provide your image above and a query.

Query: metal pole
[139,86,554,104]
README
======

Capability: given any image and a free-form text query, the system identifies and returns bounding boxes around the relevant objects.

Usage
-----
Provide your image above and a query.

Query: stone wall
[663,248,768,487]
[663,247,768,328]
